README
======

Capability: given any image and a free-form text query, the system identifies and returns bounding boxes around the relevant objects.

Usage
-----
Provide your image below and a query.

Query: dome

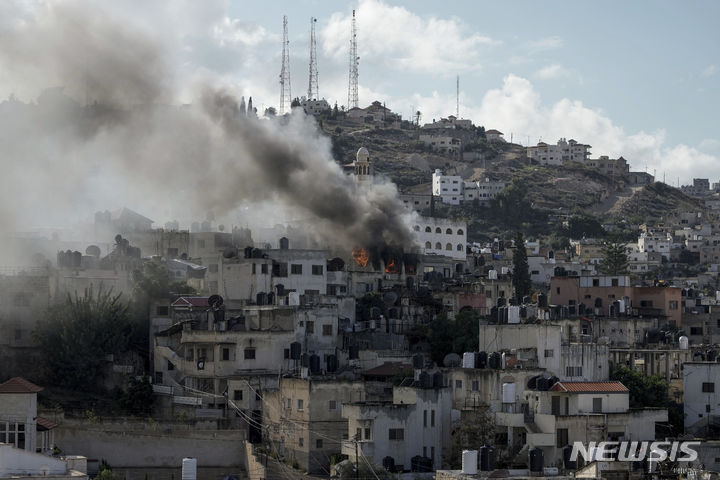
[356,147,370,163]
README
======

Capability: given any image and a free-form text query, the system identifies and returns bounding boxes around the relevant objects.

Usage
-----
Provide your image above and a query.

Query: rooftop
[550,381,628,393]
[0,377,44,394]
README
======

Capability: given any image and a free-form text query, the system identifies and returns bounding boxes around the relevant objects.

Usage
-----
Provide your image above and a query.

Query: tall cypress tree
[512,232,532,300]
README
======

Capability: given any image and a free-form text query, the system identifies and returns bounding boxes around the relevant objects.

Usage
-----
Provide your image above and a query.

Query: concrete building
[419,135,462,156]
[263,378,366,474]
[421,115,473,131]
[586,156,630,178]
[463,178,506,205]
[300,98,330,116]
[412,216,467,261]
[638,232,672,260]
[341,385,452,472]
[526,138,591,165]
[0,444,87,480]
[683,362,720,436]
[0,377,57,454]
[399,194,433,212]
[432,170,463,205]
[485,129,505,142]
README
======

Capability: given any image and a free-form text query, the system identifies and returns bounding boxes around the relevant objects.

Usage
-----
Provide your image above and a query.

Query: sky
[1,0,719,185]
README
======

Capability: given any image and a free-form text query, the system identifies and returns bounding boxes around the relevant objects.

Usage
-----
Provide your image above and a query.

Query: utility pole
[307,17,318,100]
[347,10,359,110]
[279,15,291,114]
[456,74,459,118]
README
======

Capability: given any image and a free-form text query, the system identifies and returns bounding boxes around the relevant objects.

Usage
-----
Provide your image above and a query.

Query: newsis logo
[569,441,701,463]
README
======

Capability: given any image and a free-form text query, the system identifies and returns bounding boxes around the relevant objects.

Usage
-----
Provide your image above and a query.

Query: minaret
[240,96,246,115]
[247,97,254,117]
[354,147,373,184]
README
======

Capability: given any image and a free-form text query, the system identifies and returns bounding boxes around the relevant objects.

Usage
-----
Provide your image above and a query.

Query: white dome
[356,147,370,163]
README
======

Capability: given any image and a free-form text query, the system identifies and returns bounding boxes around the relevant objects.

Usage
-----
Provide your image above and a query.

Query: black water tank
[508,297,518,306]
[477,351,488,369]
[382,456,395,472]
[309,354,321,374]
[480,445,495,471]
[527,375,540,390]
[279,237,289,250]
[418,372,432,389]
[529,448,544,472]
[349,345,359,360]
[432,371,443,388]
[488,352,501,369]
[256,292,267,305]
[412,353,424,369]
[563,445,577,470]
[244,246,253,258]
[497,297,506,308]
[326,354,338,373]
[411,456,432,472]
[301,353,309,367]
[538,293,548,308]
[290,342,301,360]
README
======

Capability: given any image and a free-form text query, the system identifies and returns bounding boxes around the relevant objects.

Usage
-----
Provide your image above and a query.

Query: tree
[446,404,495,469]
[35,286,132,390]
[427,310,479,365]
[263,106,276,117]
[566,214,605,239]
[118,375,154,416]
[512,232,532,299]
[599,240,629,275]
[610,365,667,408]
[490,180,534,227]
[291,97,301,108]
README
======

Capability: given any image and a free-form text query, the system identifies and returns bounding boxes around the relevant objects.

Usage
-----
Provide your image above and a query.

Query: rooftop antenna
[308,17,318,101]
[347,10,359,110]
[279,15,291,114]
[456,75,459,118]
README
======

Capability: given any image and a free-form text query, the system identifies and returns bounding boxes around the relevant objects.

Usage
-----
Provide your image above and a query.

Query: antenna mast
[456,75,459,118]
[308,17,319,100]
[279,15,292,114]
[347,10,359,110]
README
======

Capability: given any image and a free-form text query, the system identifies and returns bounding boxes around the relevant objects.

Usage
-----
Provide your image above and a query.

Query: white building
[683,362,720,436]
[0,444,87,480]
[485,129,505,142]
[419,135,461,156]
[526,138,592,165]
[463,178,506,205]
[300,98,330,116]
[637,232,672,260]
[0,377,57,454]
[341,385,452,472]
[432,169,463,205]
[413,216,467,261]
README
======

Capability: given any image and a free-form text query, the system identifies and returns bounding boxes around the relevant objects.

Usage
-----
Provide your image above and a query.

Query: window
[291,264,303,275]
[457,229,464,235]
[233,390,243,401]
[297,399,304,410]
[691,327,703,335]
[435,227,442,233]
[445,228,452,234]
[472,380,479,391]
[261,263,268,274]
[556,428,568,448]
[414,225,420,231]
[388,428,404,440]
[457,244,463,251]
[431,410,435,426]
[244,348,256,359]
[0,422,25,449]
[435,242,442,249]
[566,366,582,377]
[444,243,451,251]
[312,265,323,275]
[556,287,560,294]
[425,226,432,232]
[593,279,600,287]
[425,241,431,248]
[544,349,554,358]
[611,278,619,287]
[222,348,230,361]
[167,360,175,371]
[640,300,654,307]
[299,437,304,447]
[252,263,256,274]
[306,321,315,334]
[322,324,333,336]
[703,382,715,393]
[455,380,462,389]
[315,439,323,449]
[424,410,427,427]
[592,397,602,413]
[156,306,169,316]
[329,400,337,411]
[668,300,678,310]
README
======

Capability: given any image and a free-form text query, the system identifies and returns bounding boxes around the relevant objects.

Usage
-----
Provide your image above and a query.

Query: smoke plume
[0,1,415,251]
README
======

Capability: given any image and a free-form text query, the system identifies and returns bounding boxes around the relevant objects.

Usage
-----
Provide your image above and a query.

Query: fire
[385,259,399,274]
[352,247,370,267]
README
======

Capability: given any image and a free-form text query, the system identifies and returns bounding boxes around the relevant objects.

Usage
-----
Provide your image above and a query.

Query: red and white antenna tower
[279,15,292,114]
[347,10,359,110]
[307,17,319,101]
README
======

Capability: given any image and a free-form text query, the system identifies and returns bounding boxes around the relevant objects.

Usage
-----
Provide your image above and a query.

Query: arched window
[413,225,420,232]
[446,243,452,250]
[457,244,463,251]
[435,227,442,234]
[425,226,432,233]
[435,242,442,249]
[446,228,453,234]
[425,241,432,248]
[457,229,464,235]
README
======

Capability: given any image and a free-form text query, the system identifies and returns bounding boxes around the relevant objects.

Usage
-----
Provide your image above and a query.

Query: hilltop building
[526,138,592,165]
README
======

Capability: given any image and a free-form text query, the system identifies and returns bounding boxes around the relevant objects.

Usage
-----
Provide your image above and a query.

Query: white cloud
[526,35,563,53]
[321,0,499,74]
[701,64,718,78]
[534,64,569,80]
[212,18,271,47]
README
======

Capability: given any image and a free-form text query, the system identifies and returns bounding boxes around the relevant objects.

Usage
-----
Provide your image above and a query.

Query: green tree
[118,375,154,416]
[490,180,534,227]
[427,310,479,365]
[446,404,495,469]
[291,97,301,108]
[35,286,131,390]
[599,240,629,275]
[610,365,667,408]
[567,214,605,239]
[512,232,532,299]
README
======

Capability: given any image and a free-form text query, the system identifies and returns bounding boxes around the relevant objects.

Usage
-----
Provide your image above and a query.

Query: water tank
[479,446,495,471]
[538,293,548,308]
[477,351,488,369]
[289,342,301,360]
[563,445,577,470]
[497,297,506,308]
[502,382,516,403]
[432,371,443,388]
[679,335,689,350]
[537,377,549,391]
[489,352,501,369]
[462,450,478,475]
[413,353,424,369]
[463,352,475,368]
[182,458,197,480]
[309,354,321,374]
[256,292,267,305]
[529,448,544,472]
[382,456,395,472]
[418,372,432,389]
[508,306,520,324]
[300,353,309,367]
[349,345,359,359]
[326,354,338,373]
[279,237,289,250]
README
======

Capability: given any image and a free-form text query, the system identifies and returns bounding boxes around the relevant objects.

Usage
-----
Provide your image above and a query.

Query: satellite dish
[208,294,224,309]
[383,292,398,306]
[443,353,462,367]
[86,245,101,257]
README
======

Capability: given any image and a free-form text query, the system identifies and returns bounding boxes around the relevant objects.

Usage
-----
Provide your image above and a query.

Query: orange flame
[385,259,399,274]
[352,247,370,267]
